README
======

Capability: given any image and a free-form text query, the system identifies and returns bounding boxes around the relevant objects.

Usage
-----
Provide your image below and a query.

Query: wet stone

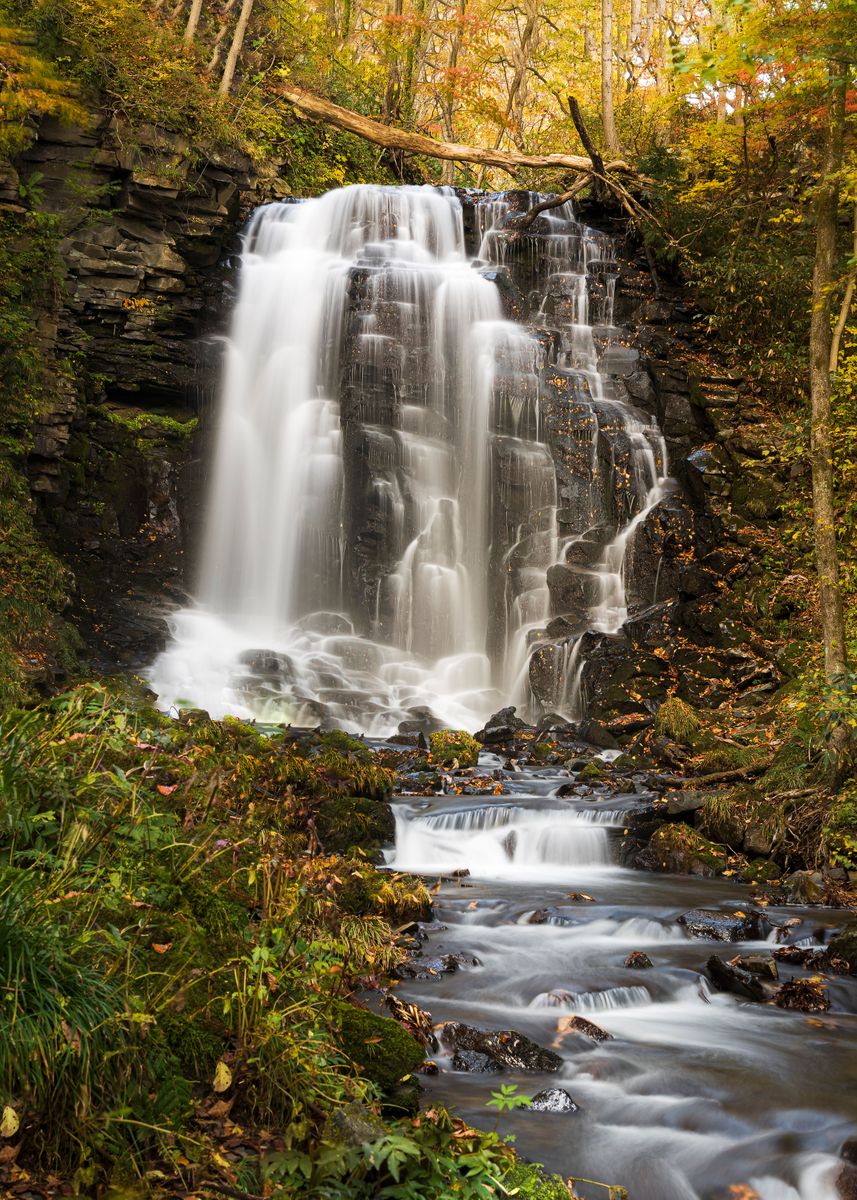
[527,1087,579,1114]
[440,1021,563,1072]
[706,955,766,1001]
[678,908,771,942]
[452,1049,503,1073]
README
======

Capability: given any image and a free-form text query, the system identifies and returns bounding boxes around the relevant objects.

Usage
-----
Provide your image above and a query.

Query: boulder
[782,870,825,905]
[395,953,478,981]
[639,825,727,877]
[327,1101,387,1148]
[678,909,771,942]
[662,789,709,817]
[439,1022,562,1072]
[829,922,857,974]
[475,706,527,744]
[527,1087,579,1114]
[452,1050,503,1073]
[706,955,766,1001]
[559,1015,612,1043]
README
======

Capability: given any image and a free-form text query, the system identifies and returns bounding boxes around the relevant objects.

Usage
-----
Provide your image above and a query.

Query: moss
[530,741,556,762]
[501,1160,578,1200]
[577,761,603,781]
[693,743,764,774]
[759,738,814,794]
[429,729,480,767]
[647,824,728,876]
[158,1010,223,1083]
[331,1001,424,1092]
[654,697,701,743]
[742,858,782,883]
[315,795,394,856]
[319,729,373,762]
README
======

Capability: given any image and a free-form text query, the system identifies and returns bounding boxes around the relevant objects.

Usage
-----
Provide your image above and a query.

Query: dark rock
[735,955,779,981]
[639,825,727,877]
[527,1087,579,1114]
[783,870,825,905]
[562,1015,612,1042]
[475,706,527,744]
[678,909,771,942]
[625,951,653,969]
[829,922,857,974]
[706,955,766,1001]
[439,1022,562,1072]
[452,1050,503,1073]
[662,789,709,817]
[395,953,477,981]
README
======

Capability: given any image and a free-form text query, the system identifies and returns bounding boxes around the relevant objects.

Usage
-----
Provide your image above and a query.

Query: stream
[386,758,857,1200]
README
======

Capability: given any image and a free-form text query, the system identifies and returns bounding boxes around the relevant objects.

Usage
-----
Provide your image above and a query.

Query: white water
[390,784,854,1200]
[149,185,672,731]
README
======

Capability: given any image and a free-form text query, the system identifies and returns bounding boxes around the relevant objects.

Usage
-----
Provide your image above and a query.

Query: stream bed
[386,760,857,1200]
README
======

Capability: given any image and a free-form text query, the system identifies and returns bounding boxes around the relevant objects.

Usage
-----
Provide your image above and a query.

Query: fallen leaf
[151,942,173,954]
[213,1061,233,1093]
[0,1107,19,1138]
[157,784,177,796]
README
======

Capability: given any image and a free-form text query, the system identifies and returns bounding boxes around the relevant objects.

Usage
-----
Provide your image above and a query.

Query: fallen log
[277,85,634,176]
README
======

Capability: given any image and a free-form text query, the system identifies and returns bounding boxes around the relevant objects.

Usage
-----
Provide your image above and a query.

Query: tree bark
[183,0,204,43]
[601,0,619,152]
[219,0,254,96]
[830,203,857,375]
[278,86,634,173]
[206,0,237,73]
[809,61,849,683]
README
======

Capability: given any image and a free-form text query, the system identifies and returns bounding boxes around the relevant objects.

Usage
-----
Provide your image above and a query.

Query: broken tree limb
[566,95,605,179]
[277,85,634,174]
[505,176,591,232]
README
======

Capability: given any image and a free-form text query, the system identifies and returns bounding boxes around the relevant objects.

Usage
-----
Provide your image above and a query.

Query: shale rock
[452,1050,503,1073]
[439,1022,562,1072]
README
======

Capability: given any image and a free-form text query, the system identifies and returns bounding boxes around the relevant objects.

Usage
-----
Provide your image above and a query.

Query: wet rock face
[439,1021,562,1072]
[706,955,767,1001]
[829,922,857,974]
[15,115,274,670]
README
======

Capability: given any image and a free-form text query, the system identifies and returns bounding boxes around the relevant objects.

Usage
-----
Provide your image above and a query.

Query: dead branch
[276,85,634,175]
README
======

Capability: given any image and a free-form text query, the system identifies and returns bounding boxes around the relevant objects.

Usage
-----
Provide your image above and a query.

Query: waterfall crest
[149,184,670,733]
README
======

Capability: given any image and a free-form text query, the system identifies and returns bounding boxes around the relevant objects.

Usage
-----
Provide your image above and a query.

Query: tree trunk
[601,0,619,153]
[219,0,254,96]
[206,0,237,73]
[183,0,204,43]
[830,203,857,376]
[278,86,633,173]
[809,62,849,691]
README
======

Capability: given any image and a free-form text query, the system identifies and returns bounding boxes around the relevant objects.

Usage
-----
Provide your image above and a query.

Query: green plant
[429,729,481,767]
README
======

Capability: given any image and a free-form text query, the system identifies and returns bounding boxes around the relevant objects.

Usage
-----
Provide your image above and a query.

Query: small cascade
[388,798,613,876]
[150,184,674,733]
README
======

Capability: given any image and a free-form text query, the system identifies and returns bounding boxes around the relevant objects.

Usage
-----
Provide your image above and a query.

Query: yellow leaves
[212,1061,233,1093]
[0,1107,19,1138]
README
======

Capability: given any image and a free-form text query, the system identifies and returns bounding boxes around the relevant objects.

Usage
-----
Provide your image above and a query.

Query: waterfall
[149,184,672,733]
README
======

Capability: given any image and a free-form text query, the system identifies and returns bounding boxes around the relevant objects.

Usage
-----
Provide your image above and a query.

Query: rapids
[387,764,857,1200]
[149,184,668,733]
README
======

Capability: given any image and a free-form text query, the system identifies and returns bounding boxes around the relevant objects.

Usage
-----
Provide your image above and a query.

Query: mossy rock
[742,858,782,884]
[331,1001,425,1091]
[653,697,701,744]
[644,824,727,877]
[501,1160,580,1200]
[315,794,395,855]
[577,761,603,782]
[530,741,555,762]
[829,922,857,973]
[429,729,480,767]
[319,729,373,762]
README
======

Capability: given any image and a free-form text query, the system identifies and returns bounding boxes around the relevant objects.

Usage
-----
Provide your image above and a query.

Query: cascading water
[388,771,857,1200]
[149,184,670,732]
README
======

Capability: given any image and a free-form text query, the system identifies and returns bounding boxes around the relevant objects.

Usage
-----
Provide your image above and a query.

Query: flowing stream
[150,184,668,733]
[387,763,857,1200]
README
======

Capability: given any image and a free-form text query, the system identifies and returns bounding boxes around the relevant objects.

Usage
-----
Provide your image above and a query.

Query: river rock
[706,954,766,1001]
[560,1015,612,1042]
[829,922,857,974]
[452,1050,503,1073]
[439,1022,562,1072]
[625,951,653,969]
[639,825,727,876]
[527,1087,579,1113]
[782,870,825,905]
[661,789,709,817]
[678,909,771,942]
[475,706,527,744]
[395,953,478,981]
